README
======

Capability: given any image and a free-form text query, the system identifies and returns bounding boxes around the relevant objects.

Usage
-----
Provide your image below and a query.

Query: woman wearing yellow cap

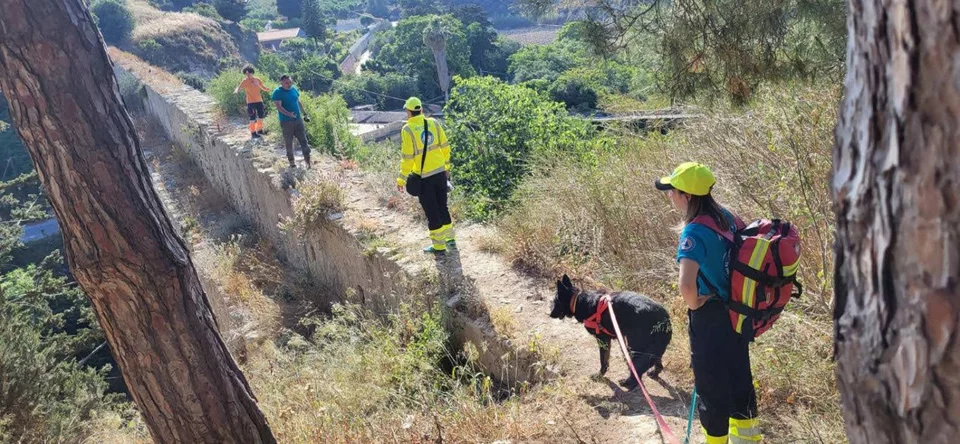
[655,162,761,443]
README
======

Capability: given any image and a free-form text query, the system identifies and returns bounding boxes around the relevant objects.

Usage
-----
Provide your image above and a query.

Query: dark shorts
[247,102,265,121]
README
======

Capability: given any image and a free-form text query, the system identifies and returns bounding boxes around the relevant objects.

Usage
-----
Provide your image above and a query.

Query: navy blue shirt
[677,211,737,301]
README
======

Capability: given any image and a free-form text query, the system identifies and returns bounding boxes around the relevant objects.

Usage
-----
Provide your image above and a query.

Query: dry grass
[279,175,347,234]
[128,0,216,41]
[106,47,184,93]
[499,85,843,442]
[245,304,592,443]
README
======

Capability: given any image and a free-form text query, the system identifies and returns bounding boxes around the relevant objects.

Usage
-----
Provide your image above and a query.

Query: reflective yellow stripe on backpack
[738,239,771,333]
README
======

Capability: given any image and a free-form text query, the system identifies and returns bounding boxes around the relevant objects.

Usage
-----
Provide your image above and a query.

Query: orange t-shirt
[239,77,266,104]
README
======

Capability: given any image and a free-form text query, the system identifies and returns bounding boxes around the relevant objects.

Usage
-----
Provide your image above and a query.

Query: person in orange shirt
[234,66,271,139]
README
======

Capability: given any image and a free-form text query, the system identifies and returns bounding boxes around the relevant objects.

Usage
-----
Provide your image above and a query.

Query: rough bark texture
[0,1,275,442]
[833,0,960,443]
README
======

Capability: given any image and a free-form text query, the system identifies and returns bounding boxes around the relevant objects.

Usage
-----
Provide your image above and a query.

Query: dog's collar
[569,290,579,315]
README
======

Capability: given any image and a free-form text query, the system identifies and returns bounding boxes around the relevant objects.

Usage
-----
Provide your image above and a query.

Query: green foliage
[134,39,167,66]
[0,95,32,182]
[455,6,519,78]
[301,0,328,41]
[300,94,361,157]
[444,76,610,219]
[213,0,247,22]
[278,0,302,18]
[366,0,389,18]
[176,71,210,91]
[247,0,279,19]
[334,73,418,110]
[208,70,276,117]
[507,36,585,83]
[91,0,135,45]
[369,14,474,101]
[399,0,440,17]
[0,253,120,442]
[184,2,223,19]
[292,55,339,94]
[257,52,290,81]
[547,76,597,112]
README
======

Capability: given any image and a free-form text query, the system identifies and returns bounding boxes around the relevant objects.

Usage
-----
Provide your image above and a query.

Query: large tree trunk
[0,1,275,443]
[833,0,960,443]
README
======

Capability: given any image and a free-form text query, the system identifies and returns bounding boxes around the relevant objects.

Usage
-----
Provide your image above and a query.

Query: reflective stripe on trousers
[729,417,761,443]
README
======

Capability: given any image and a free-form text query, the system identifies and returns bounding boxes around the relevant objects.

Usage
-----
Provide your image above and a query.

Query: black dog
[550,274,672,390]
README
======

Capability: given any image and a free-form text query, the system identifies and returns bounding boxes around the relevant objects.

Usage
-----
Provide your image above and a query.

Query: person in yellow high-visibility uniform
[395,97,454,253]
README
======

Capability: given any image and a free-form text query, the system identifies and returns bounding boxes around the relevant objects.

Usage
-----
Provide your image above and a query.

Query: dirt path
[294,151,700,443]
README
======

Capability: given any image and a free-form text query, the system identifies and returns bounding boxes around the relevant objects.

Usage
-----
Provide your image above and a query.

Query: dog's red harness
[583,296,615,337]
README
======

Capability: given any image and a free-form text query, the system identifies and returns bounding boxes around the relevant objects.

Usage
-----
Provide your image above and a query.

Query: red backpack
[694,216,803,340]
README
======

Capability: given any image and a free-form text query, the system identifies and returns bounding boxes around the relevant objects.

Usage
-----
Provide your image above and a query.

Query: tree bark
[833,1,960,443]
[0,1,275,443]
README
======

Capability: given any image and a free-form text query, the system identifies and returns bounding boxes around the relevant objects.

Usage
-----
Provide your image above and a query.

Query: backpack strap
[692,214,734,242]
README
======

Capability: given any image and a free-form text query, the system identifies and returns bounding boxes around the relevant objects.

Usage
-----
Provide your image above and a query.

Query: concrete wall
[134,80,405,313]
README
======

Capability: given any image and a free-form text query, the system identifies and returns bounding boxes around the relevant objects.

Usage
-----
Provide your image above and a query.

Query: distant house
[257,28,306,51]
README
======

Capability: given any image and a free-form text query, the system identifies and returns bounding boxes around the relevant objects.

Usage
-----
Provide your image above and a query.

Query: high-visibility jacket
[396,115,450,187]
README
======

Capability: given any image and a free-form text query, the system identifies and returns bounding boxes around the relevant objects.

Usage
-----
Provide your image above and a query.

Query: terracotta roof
[257,28,302,42]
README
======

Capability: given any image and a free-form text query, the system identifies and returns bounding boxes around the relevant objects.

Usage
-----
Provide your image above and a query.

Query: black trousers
[417,173,451,231]
[689,299,757,437]
[280,119,310,165]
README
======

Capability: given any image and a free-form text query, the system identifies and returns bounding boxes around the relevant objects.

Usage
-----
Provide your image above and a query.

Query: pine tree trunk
[833,0,960,442]
[0,1,276,442]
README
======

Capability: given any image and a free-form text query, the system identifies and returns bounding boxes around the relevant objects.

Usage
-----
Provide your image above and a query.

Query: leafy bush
[300,93,361,157]
[334,73,418,110]
[0,253,123,442]
[444,76,610,219]
[292,55,339,94]
[257,52,290,82]
[92,0,135,45]
[507,41,582,83]
[214,0,248,22]
[548,76,598,112]
[184,2,224,19]
[208,70,276,117]
[115,69,145,112]
[176,71,210,91]
[134,39,166,66]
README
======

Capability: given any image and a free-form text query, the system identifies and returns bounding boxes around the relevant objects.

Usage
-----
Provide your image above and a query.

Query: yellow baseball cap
[654,162,716,196]
[404,96,422,110]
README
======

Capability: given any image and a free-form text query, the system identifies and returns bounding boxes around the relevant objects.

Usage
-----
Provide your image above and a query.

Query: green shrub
[292,55,339,94]
[115,69,145,112]
[548,76,598,112]
[300,93,361,158]
[0,253,123,442]
[214,0,248,22]
[257,52,290,82]
[184,2,224,19]
[134,39,166,66]
[91,0,135,45]
[176,72,210,91]
[240,17,268,31]
[444,76,610,220]
[208,70,276,117]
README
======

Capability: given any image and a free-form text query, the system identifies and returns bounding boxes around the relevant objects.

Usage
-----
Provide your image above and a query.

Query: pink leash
[604,295,680,444]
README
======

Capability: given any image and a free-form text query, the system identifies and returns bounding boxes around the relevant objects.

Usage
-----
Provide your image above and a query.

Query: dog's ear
[562,274,573,290]
[556,279,563,294]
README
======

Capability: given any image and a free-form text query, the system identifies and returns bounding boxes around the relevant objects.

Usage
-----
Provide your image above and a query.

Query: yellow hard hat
[654,162,716,196]
[404,96,423,110]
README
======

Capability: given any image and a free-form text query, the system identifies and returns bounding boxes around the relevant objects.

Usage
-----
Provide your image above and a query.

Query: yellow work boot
[729,417,762,443]
[703,427,728,444]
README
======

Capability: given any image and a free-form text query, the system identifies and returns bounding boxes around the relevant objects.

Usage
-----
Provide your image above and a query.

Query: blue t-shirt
[271,86,301,122]
[677,211,737,301]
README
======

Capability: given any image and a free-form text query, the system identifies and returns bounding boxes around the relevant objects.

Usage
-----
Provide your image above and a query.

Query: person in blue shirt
[272,75,311,169]
[655,162,761,444]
